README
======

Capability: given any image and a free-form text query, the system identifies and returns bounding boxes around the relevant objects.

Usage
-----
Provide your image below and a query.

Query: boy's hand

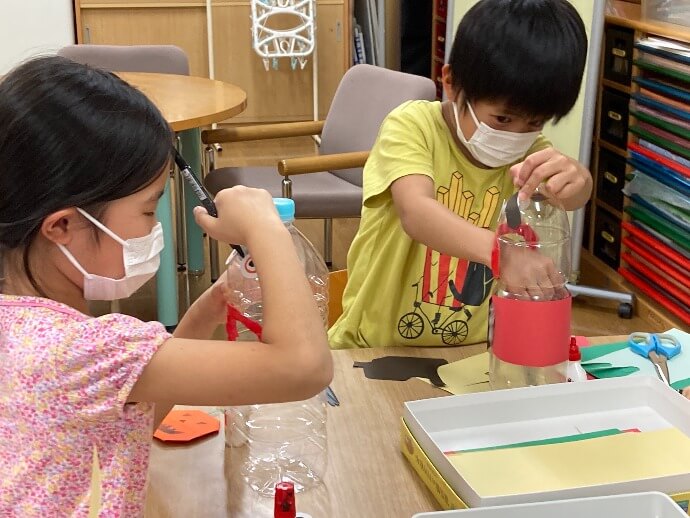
[500,246,567,300]
[510,148,592,207]
[193,186,284,246]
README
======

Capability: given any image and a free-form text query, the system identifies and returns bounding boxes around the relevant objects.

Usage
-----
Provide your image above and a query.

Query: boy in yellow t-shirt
[329,0,593,349]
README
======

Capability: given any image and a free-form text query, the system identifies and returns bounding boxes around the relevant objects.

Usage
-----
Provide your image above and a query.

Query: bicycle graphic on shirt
[397,259,493,345]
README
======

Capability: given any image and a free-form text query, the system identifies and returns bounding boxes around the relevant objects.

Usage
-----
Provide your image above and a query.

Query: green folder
[629,125,690,160]
[631,109,690,141]
[634,59,690,84]
[626,204,690,252]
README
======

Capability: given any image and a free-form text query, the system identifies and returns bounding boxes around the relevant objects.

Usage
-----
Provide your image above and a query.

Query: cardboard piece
[353,356,447,386]
[154,409,220,442]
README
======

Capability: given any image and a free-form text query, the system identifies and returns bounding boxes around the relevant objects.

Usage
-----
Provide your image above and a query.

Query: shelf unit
[430,0,448,99]
[584,0,689,328]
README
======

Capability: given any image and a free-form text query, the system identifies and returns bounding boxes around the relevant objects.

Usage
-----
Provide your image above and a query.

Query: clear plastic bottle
[488,190,572,390]
[223,198,329,497]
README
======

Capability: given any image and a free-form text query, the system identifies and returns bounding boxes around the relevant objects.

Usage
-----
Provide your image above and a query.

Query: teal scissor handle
[629,332,682,359]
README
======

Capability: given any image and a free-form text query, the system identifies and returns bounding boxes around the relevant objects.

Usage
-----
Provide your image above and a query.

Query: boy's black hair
[448,0,588,121]
[0,56,173,294]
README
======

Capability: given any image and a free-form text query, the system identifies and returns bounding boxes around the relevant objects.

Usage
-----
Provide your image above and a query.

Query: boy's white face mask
[58,208,164,301]
[452,101,540,168]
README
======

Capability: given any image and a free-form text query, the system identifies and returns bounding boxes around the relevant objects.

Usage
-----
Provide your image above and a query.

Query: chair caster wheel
[618,302,633,319]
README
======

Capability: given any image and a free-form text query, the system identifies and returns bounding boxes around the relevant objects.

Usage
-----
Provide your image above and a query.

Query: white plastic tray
[412,492,687,518]
[404,376,690,507]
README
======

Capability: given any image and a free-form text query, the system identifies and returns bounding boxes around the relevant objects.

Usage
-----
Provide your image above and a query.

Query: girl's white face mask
[58,209,164,301]
[453,101,540,168]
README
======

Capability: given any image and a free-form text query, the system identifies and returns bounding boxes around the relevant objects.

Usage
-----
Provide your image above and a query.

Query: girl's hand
[192,271,231,326]
[510,147,592,208]
[193,186,284,246]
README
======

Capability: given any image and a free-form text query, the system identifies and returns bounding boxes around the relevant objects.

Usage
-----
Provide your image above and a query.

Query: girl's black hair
[0,55,173,293]
[448,0,588,121]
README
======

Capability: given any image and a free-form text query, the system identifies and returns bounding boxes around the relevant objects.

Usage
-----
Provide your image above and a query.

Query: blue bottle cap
[273,198,295,223]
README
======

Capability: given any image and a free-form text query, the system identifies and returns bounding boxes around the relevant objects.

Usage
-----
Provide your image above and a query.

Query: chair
[57,44,190,329]
[202,64,436,279]
[328,269,348,329]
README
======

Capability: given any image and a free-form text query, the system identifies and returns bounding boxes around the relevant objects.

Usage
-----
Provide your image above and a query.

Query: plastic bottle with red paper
[488,189,572,389]
[223,198,329,497]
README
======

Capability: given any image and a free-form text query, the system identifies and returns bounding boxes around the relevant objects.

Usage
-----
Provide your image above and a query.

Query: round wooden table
[117,72,247,132]
[116,72,247,327]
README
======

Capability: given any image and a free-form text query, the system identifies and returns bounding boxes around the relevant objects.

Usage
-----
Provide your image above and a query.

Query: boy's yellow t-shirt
[328,100,550,349]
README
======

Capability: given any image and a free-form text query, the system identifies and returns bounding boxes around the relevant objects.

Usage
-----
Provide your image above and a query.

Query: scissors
[628,332,682,385]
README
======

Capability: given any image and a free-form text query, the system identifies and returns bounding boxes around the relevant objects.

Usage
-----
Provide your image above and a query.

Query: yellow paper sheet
[436,352,490,395]
[448,428,690,497]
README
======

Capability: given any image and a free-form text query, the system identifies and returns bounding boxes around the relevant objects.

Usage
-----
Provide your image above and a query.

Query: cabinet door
[80,7,210,77]
[212,1,346,123]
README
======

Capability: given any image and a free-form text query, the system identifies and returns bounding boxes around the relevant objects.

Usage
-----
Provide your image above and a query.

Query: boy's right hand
[499,246,566,300]
[193,186,283,245]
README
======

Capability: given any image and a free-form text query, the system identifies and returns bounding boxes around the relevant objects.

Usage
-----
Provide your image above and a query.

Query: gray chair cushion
[57,45,189,75]
[205,166,362,218]
[320,64,436,187]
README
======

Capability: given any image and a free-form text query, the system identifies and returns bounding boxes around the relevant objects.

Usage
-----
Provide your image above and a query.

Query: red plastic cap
[569,337,581,361]
[274,481,296,518]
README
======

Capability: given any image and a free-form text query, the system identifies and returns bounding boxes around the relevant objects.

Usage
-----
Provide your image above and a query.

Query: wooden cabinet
[211,1,347,122]
[74,0,351,123]
[79,6,211,76]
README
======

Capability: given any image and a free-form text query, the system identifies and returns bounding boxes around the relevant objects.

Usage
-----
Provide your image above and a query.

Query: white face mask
[58,209,164,301]
[453,101,541,168]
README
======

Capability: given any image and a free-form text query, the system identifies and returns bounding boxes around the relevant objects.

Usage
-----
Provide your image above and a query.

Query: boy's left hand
[510,147,592,206]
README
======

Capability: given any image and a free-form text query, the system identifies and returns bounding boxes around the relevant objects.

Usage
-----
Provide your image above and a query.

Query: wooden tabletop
[117,72,247,132]
[144,338,622,518]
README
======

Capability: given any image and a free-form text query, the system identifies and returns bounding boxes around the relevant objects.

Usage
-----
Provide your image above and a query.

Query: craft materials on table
[582,328,690,390]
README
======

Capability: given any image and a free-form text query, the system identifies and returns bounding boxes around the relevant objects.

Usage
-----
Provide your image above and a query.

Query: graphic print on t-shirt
[397,171,497,345]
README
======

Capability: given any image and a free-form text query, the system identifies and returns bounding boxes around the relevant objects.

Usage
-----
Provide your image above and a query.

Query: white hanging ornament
[250,0,316,71]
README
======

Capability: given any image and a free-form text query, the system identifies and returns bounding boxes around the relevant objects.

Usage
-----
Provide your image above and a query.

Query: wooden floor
[110,137,663,339]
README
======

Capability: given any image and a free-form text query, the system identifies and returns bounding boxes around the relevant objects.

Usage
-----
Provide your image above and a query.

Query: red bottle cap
[569,337,581,361]
[274,481,296,518]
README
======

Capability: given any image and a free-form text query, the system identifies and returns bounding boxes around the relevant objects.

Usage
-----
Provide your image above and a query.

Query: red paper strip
[491,295,571,367]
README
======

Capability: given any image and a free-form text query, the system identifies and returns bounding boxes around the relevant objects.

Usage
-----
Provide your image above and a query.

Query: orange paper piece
[153,409,220,442]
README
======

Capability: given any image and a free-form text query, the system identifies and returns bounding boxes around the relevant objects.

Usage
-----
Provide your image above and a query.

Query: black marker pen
[172,149,245,258]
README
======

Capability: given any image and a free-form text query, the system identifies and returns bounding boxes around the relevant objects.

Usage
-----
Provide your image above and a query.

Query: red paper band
[491,295,571,367]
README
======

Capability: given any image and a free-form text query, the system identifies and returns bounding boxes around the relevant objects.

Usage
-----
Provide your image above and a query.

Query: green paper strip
[580,341,629,362]
[447,429,624,455]
[584,366,641,378]
[631,110,690,140]
[672,377,690,391]
[626,205,690,252]
[634,59,690,84]
[629,125,690,160]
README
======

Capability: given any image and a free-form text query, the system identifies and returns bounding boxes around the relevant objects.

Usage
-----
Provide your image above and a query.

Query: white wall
[0,0,75,74]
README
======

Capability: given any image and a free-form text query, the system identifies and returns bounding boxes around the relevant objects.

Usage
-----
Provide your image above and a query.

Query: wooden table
[117,72,247,132]
[115,73,247,328]
[145,339,620,517]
